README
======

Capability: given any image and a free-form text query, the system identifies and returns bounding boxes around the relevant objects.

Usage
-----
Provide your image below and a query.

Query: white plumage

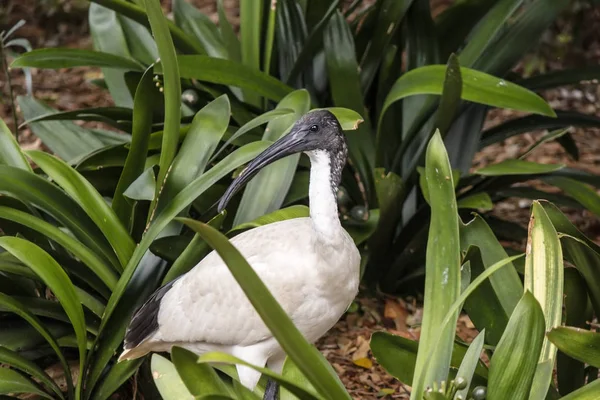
[119,111,361,394]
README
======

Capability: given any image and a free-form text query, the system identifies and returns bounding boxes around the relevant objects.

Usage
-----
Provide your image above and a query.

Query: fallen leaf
[353,357,373,369]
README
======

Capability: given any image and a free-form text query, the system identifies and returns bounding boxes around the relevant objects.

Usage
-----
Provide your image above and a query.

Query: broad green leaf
[229,205,309,236]
[434,54,462,137]
[155,55,294,102]
[474,0,570,76]
[0,293,73,397]
[173,0,226,59]
[0,165,120,270]
[560,379,600,400]
[411,131,461,400]
[179,220,351,400]
[370,332,488,386]
[89,358,144,400]
[239,0,262,106]
[460,215,523,321]
[87,0,203,54]
[0,207,118,290]
[27,150,134,268]
[89,3,137,106]
[172,346,233,397]
[10,48,143,71]
[0,237,87,398]
[343,209,380,247]
[548,327,600,368]
[151,354,194,400]
[118,15,159,65]
[524,202,564,400]
[158,95,230,212]
[281,357,318,400]
[475,159,565,176]
[144,0,182,207]
[198,352,318,400]
[320,108,364,131]
[20,106,133,131]
[0,346,64,399]
[359,0,413,91]
[458,0,523,67]
[557,268,591,395]
[381,65,556,123]
[113,68,156,226]
[488,292,545,400]
[324,10,374,201]
[211,108,295,163]
[123,167,156,201]
[0,118,31,171]
[457,192,493,210]
[455,329,486,400]
[217,0,241,62]
[17,96,106,162]
[0,368,53,399]
[544,177,600,218]
[233,90,310,225]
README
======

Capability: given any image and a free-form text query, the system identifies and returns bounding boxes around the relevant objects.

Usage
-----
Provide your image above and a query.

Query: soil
[1,1,599,399]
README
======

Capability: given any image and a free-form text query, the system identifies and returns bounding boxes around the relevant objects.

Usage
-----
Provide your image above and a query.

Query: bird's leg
[263,379,280,400]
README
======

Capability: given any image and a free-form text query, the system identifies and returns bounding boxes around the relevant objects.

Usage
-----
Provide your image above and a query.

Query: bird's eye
[309,124,319,132]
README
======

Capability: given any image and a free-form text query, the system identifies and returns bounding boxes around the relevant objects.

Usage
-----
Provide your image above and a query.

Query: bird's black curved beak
[217,130,307,212]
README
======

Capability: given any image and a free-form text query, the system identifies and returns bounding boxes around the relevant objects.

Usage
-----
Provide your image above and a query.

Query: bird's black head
[217,110,347,212]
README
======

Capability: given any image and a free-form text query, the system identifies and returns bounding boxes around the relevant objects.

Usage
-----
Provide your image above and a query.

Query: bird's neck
[307,150,343,242]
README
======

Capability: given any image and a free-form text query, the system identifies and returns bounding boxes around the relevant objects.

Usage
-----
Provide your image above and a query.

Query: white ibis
[118,110,361,398]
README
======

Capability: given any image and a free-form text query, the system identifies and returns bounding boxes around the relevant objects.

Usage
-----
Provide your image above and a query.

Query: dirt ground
[1,1,600,399]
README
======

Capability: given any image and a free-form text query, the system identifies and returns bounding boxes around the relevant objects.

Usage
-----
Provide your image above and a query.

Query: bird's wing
[129,218,316,348]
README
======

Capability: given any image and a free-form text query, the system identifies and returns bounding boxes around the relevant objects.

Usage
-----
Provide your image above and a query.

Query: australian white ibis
[118,110,361,398]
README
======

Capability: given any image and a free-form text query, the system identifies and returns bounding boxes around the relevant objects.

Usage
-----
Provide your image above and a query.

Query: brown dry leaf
[384,298,409,331]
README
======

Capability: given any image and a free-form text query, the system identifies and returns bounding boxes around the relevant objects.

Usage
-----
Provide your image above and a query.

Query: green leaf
[172,347,233,398]
[229,205,309,236]
[118,15,159,65]
[320,108,364,131]
[0,346,64,399]
[20,106,133,131]
[0,293,73,397]
[548,327,600,369]
[474,0,570,76]
[524,202,564,400]
[10,48,143,70]
[173,0,226,59]
[460,215,523,324]
[158,95,230,212]
[239,0,263,106]
[370,332,488,386]
[381,65,556,124]
[280,357,318,400]
[217,0,241,62]
[0,368,53,399]
[359,0,413,91]
[457,192,493,210]
[198,352,319,400]
[155,55,294,102]
[0,165,120,270]
[27,150,134,268]
[89,3,137,107]
[559,379,600,400]
[324,10,374,201]
[557,268,591,395]
[0,206,118,290]
[517,66,600,91]
[0,237,87,397]
[144,0,182,209]
[474,159,565,176]
[178,219,351,400]
[113,67,156,226]
[233,90,310,225]
[520,128,571,159]
[457,0,523,67]
[343,209,380,247]
[455,330,485,399]
[544,177,600,218]
[488,292,545,400]
[0,118,31,171]
[410,131,461,400]
[123,167,156,201]
[151,354,195,400]
[88,0,203,54]
[17,96,107,162]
